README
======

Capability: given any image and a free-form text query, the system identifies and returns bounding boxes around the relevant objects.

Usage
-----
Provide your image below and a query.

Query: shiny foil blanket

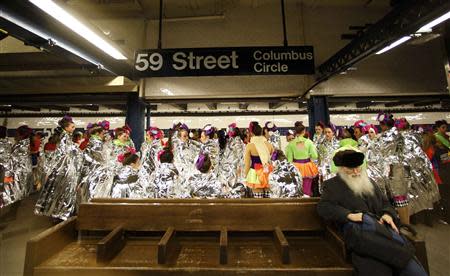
[140,139,163,177]
[401,130,440,214]
[0,138,17,208]
[183,171,223,198]
[313,134,325,147]
[111,165,147,198]
[11,139,33,199]
[200,139,220,171]
[217,136,246,197]
[269,159,303,198]
[360,135,389,197]
[35,132,83,220]
[78,137,113,201]
[172,138,201,180]
[147,162,180,198]
[317,137,340,191]
[268,131,282,150]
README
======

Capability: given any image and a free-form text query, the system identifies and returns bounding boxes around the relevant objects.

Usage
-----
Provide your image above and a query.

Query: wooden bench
[23,198,428,275]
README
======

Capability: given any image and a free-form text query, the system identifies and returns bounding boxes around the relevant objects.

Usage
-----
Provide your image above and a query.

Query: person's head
[218,129,227,150]
[353,127,363,139]
[179,128,189,142]
[121,152,140,168]
[0,126,7,139]
[158,148,173,163]
[72,131,83,145]
[315,122,324,135]
[227,123,238,138]
[58,115,75,133]
[435,120,448,135]
[115,127,130,142]
[271,149,286,162]
[195,152,212,173]
[286,129,295,142]
[263,127,270,139]
[295,123,306,136]
[333,149,373,196]
[201,124,215,143]
[368,127,377,140]
[249,121,262,137]
[90,126,105,139]
[422,131,436,150]
[16,125,32,142]
[342,128,355,139]
[324,125,334,140]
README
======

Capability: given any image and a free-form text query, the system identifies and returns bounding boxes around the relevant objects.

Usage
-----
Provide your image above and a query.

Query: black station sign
[134,46,314,77]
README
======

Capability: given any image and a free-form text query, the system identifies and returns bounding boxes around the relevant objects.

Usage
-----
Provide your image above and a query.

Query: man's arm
[317,181,352,224]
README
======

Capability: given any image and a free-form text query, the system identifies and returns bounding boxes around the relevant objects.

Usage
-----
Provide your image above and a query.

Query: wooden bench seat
[23,198,426,276]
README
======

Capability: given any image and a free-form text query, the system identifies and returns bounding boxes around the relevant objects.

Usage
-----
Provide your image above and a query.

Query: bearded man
[317,149,427,276]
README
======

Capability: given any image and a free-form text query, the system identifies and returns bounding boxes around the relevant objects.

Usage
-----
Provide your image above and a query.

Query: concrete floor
[1,196,449,276]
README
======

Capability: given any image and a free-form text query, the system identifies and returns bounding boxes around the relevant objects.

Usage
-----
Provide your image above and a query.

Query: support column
[146,106,151,130]
[126,93,145,150]
[307,96,330,135]
[444,21,450,95]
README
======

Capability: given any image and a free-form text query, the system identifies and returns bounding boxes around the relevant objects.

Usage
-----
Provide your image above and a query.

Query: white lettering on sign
[172,51,239,70]
[253,50,313,61]
[135,53,163,71]
[254,62,288,73]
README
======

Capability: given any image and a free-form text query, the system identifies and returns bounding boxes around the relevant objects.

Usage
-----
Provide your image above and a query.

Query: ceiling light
[417,11,450,33]
[376,36,411,55]
[29,0,127,60]
[160,88,174,96]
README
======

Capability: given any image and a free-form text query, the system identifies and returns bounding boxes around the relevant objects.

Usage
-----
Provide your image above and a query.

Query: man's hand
[347,212,363,222]
[379,214,399,233]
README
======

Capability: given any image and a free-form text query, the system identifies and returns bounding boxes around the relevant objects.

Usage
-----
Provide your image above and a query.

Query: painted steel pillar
[125,92,145,150]
[444,21,450,95]
[307,96,330,135]
[146,105,151,130]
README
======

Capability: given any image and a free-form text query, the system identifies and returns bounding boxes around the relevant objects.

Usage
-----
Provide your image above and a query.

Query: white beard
[338,168,374,197]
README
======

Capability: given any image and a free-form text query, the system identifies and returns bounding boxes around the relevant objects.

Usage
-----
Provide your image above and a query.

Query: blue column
[146,105,151,130]
[307,96,330,135]
[126,93,145,150]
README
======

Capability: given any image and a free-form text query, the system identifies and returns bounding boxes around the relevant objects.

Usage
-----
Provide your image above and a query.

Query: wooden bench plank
[78,199,322,232]
[273,226,290,264]
[158,227,176,264]
[24,217,77,276]
[220,227,228,265]
[96,225,125,263]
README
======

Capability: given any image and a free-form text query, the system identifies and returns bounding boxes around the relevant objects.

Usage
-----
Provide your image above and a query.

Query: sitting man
[317,149,427,276]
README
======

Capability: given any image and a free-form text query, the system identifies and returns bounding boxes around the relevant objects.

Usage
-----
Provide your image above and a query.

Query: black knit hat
[333,150,365,168]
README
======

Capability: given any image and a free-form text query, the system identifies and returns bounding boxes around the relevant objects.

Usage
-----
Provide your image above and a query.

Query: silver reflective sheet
[218,136,245,196]
[317,137,339,191]
[200,139,220,170]
[78,137,113,201]
[0,138,17,208]
[184,171,223,198]
[148,162,180,198]
[140,139,163,177]
[361,135,389,197]
[269,159,303,198]
[401,130,440,214]
[111,165,146,198]
[35,131,82,220]
[313,134,325,147]
[11,139,33,198]
[173,138,200,181]
[268,130,282,150]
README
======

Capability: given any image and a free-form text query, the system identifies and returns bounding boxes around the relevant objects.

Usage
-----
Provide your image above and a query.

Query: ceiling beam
[12,105,41,111]
[103,104,127,111]
[75,105,100,111]
[0,93,129,105]
[206,103,217,110]
[239,103,249,110]
[355,101,374,108]
[301,0,450,98]
[41,105,70,111]
[413,100,441,107]
[169,104,188,111]
[269,102,284,109]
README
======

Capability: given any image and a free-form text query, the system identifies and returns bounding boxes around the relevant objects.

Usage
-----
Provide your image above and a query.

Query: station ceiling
[0,0,448,111]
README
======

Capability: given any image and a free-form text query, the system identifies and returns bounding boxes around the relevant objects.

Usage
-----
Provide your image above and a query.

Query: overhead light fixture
[160,88,174,96]
[417,11,450,33]
[29,0,127,60]
[376,36,411,55]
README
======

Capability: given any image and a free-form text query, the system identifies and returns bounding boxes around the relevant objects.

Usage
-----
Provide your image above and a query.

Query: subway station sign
[134,46,314,77]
